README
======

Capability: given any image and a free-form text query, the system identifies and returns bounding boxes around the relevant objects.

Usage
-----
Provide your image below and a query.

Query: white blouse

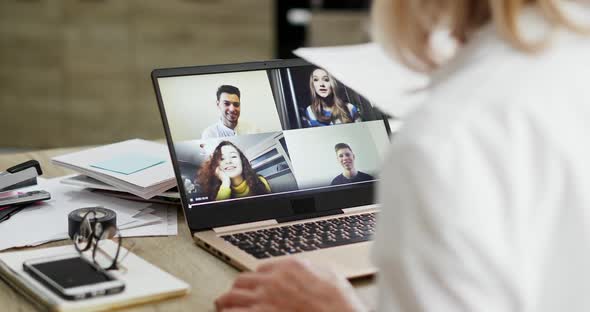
[372,5,590,312]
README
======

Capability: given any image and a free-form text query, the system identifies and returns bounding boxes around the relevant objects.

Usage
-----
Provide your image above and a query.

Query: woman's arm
[214,166,232,200]
[215,258,365,312]
[259,176,271,193]
[215,185,232,200]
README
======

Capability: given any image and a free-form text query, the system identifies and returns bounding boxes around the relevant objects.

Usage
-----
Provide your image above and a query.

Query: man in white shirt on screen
[201,85,259,139]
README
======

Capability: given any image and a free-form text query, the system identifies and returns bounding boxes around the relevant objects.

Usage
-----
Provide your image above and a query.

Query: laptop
[151,59,391,279]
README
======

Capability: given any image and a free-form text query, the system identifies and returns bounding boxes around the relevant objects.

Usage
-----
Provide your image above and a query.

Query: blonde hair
[372,0,588,72]
[309,69,353,124]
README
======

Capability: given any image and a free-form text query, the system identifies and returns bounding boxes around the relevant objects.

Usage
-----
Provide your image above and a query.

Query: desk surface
[0,148,377,312]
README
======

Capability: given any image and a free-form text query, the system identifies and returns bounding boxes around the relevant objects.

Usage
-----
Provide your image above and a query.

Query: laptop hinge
[276,209,342,224]
[341,204,379,214]
[213,219,278,234]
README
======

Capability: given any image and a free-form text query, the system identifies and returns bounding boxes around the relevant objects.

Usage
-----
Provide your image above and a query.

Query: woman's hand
[215,258,366,312]
[215,166,231,187]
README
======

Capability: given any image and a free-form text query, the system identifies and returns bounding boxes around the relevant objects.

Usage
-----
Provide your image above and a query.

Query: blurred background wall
[0,0,370,151]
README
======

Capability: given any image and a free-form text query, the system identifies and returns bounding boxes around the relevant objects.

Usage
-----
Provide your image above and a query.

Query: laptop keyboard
[221,212,376,259]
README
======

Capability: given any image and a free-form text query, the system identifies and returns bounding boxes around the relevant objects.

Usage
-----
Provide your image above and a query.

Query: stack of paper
[52,139,176,199]
[0,177,178,251]
[61,175,180,205]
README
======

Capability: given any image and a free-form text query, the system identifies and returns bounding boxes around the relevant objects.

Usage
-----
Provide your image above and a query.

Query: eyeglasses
[72,209,134,272]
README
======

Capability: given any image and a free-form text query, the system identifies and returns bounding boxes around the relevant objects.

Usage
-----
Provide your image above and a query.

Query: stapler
[0,160,43,192]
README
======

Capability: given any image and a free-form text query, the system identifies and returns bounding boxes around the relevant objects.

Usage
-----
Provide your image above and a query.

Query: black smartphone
[23,254,125,300]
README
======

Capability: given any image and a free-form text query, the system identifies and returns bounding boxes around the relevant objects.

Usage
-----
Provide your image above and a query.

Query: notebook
[52,139,175,199]
[0,241,189,312]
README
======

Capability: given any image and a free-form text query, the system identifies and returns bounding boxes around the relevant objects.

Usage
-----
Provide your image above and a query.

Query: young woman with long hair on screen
[198,141,270,201]
[305,68,362,127]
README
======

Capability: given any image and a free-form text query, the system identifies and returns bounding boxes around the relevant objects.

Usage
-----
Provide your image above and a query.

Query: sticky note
[91,154,165,175]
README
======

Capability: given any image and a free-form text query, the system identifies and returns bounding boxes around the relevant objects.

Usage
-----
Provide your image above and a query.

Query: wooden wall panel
[0,0,274,148]
[0,0,62,24]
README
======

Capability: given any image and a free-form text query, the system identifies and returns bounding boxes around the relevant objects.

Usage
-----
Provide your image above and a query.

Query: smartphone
[0,190,51,206]
[23,254,125,300]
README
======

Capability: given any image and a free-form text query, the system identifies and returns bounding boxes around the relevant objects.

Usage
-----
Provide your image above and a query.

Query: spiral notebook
[0,241,189,312]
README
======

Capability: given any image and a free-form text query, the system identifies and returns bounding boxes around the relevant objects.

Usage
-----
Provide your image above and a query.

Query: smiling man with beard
[330,143,374,186]
[201,85,259,139]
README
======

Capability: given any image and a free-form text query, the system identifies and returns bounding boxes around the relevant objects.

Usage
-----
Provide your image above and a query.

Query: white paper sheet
[293,43,429,118]
[0,177,166,251]
[118,213,162,231]
[119,206,178,237]
[167,207,178,235]
[132,207,155,217]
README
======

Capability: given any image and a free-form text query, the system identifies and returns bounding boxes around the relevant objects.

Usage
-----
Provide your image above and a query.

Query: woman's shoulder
[345,103,359,115]
[345,103,360,120]
[305,105,316,117]
[346,103,358,110]
[258,175,271,191]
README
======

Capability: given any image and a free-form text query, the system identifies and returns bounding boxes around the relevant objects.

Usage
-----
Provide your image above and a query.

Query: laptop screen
[155,62,390,227]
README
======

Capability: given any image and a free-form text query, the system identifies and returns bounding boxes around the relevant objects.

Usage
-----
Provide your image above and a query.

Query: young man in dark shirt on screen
[330,143,374,186]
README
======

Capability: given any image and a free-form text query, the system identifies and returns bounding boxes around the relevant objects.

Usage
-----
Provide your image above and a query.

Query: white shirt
[373,6,590,312]
[201,119,260,139]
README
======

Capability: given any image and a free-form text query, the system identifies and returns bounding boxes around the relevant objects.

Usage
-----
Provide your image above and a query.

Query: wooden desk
[0,148,377,311]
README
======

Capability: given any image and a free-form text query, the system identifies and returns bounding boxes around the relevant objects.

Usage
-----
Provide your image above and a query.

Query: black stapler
[0,160,43,193]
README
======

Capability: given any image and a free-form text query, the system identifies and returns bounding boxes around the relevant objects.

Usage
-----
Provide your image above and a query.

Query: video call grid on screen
[157,66,390,208]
